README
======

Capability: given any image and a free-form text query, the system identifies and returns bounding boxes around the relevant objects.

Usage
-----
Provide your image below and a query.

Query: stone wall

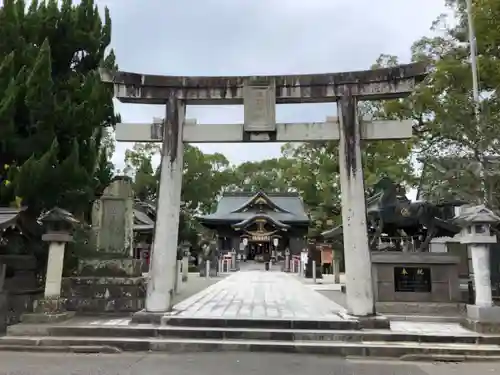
[61,258,146,314]
[61,276,145,313]
[371,252,463,315]
[0,255,42,332]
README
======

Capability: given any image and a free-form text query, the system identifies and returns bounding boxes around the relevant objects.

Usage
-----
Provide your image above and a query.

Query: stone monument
[92,176,134,255]
[61,178,146,314]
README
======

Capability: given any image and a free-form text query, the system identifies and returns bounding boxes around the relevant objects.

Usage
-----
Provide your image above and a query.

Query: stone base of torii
[100,63,427,324]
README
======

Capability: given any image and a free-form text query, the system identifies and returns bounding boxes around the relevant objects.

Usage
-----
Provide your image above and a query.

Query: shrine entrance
[197,191,308,263]
[100,63,426,318]
[247,243,267,261]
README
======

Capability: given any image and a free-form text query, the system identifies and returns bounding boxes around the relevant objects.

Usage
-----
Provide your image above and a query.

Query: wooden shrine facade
[197,191,310,258]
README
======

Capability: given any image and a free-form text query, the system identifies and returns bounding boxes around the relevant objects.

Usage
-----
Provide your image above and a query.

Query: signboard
[243,80,276,132]
[251,235,270,242]
[394,267,431,293]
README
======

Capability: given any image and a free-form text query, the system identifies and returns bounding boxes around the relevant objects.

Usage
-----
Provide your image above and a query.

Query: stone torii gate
[100,64,427,320]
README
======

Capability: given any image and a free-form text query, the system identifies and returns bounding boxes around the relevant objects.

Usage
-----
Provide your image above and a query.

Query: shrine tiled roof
[198,191,309,224]
[133,201,156,232]
[0,207,24,230]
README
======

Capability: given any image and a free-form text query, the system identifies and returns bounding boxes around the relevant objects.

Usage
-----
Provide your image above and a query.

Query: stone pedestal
[463,305,500,333]
[21,297,75,323]
[371,252,462,315]
[62,258,146,313]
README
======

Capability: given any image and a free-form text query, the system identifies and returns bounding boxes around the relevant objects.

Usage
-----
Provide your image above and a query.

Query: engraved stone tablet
[243,79,276,132]
[394,267,432,293]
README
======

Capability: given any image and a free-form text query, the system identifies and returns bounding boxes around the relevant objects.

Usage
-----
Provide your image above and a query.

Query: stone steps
[162,316,364,330]
[1,335,500,359]
[7,324,500,345]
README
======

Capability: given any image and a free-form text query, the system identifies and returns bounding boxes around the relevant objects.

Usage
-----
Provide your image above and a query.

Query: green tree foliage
[0,0,117,217]
[124,143,160,202]
[279,138,414,236]
[123,142,235,244]
[182,145,234,213]
[229,158,296,193]
[374,0,500,208]
[124,143,234,213]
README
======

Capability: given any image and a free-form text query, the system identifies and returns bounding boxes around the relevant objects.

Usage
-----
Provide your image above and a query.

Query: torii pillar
[337,89,378,317]
[100,63,427,322]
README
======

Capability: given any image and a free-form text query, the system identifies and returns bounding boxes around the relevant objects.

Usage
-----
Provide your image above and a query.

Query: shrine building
[197,191,310,260]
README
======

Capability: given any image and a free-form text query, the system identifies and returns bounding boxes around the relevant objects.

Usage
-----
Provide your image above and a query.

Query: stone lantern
[454,205,500,332]
[22,207,79,323]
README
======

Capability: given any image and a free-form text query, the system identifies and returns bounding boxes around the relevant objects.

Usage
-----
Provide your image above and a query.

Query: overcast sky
[98,0,448,177]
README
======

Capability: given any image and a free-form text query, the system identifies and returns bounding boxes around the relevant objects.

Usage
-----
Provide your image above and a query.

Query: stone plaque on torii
[100,64,428,319]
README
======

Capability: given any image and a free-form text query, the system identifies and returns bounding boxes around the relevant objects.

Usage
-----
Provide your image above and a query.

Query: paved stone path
[172,270,347,320]
[79,269,477,336]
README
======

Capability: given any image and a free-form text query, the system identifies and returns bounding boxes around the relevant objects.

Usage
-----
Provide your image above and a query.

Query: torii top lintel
[99,63,428,105]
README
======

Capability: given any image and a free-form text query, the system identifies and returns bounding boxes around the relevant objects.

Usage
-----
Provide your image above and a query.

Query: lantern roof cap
[454,205,500,226]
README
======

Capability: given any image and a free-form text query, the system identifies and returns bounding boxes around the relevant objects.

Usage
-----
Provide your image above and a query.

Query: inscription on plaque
[243,80,276,132]
[251,235,270,242]
[394,267,431,293]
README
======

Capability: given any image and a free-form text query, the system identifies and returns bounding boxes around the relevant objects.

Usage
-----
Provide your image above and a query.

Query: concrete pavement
[0,352,499,375]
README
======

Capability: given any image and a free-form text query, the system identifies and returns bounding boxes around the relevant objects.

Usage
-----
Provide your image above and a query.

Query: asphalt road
[0,353,499,375]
